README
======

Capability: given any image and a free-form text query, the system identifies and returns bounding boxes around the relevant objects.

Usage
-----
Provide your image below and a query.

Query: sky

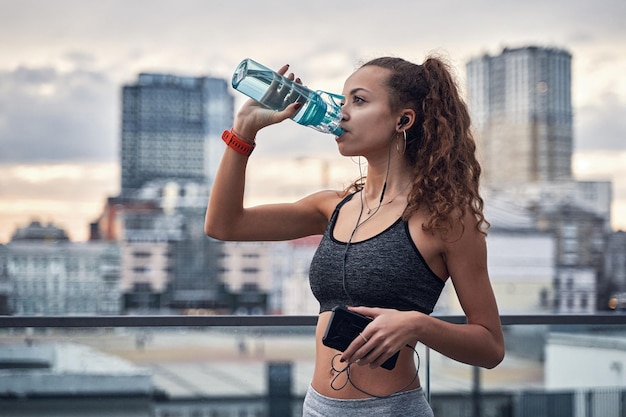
[0,0,625,242]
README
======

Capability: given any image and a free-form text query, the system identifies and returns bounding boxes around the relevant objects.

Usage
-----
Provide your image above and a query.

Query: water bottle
[231,58,344,136]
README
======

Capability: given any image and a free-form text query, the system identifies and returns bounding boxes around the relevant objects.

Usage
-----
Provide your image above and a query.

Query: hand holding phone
[322,305,400,370]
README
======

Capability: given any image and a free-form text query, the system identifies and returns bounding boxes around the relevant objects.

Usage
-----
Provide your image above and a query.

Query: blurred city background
[0,1,625,416]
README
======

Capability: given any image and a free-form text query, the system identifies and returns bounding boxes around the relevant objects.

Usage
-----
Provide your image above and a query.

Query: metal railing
[2,313,626,417]
[2,312,626,328]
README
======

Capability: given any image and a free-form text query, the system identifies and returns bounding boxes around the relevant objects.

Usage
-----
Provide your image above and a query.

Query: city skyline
[0,0,625,242]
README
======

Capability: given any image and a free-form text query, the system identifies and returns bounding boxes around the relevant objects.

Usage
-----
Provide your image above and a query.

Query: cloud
[576,93,626,152]
[0,0,625,239]
[0,65,118,163]
[0,162,119,243]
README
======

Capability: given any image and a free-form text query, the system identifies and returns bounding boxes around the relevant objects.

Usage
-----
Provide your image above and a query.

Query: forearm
[415,313,504,369]
[204,146,250,240]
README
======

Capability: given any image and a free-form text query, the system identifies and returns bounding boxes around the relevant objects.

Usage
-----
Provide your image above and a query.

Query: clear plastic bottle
[231,58,344,136]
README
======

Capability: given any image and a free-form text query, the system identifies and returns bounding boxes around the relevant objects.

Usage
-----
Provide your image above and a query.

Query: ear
[396,109,416,131]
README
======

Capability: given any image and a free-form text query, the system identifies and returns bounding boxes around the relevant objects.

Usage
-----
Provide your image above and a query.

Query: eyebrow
[348,87,369,96]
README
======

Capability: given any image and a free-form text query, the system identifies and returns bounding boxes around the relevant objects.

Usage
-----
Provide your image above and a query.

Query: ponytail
[362,55,489,237]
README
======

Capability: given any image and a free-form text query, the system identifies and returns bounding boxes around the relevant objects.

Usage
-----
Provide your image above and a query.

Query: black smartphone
[322,305,399,370]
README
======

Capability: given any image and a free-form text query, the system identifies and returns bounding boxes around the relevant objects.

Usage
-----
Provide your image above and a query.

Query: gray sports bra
[309,193,445,313]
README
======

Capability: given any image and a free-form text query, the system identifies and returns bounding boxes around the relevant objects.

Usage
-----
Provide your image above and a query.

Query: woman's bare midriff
[311,311,421,399]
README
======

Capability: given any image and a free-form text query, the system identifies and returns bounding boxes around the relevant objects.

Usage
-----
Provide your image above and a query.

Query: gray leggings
[302,385,434,417]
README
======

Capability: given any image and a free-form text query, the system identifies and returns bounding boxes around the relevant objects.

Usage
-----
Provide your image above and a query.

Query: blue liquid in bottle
[231,59,344,136]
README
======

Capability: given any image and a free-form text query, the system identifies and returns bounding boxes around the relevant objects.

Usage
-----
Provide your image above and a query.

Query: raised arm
[205,65,335,242]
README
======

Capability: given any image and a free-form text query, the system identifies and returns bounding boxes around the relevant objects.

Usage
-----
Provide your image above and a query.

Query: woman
[205,55,504,416]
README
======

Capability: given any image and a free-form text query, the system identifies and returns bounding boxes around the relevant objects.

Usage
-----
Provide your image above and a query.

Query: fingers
[341,329,373,365]
[237,64,305,132]
[345,337,396,370]
[292,78,307,108]
[270,102,302,124]
[276,64,290,75]
[354,333,385,368]
[266,64,306,107]
[339,317,399,369]
[280,75,307,110]
[348,306,381,318]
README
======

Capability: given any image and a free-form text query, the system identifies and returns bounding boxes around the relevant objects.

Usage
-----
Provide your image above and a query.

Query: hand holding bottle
[232,58,344,136]
[258,64,308,112]
[233,64,305,141]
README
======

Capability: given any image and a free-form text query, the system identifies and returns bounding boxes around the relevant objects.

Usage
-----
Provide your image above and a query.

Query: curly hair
[360,56,489,237]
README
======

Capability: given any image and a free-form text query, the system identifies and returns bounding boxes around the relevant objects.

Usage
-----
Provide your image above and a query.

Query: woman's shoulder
[406,206,484,245]
[441,208,487,253]
[299,188,351,220]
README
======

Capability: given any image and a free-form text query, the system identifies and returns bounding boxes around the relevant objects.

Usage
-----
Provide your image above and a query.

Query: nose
[340,106,349,122]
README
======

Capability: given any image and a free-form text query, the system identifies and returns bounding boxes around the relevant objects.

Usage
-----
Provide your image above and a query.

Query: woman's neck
[363,160,412,201]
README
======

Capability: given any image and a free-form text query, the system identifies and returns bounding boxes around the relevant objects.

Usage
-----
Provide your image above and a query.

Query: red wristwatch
[222,129,255,157]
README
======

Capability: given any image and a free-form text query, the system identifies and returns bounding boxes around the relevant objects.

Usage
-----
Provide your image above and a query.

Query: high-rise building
[466,46,573,189]
[120,73,233,196]
[94,71,234,312]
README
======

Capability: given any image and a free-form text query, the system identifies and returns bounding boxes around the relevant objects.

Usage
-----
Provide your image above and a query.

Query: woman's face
[337,65,398,157]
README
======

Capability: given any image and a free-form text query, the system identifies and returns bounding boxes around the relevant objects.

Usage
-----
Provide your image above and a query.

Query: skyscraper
[120,73,234,196]
[466,46,573,189]
[101,72,235,312]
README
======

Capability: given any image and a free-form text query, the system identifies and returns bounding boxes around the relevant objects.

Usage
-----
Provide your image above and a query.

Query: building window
[562,253,578,265]
[562,239,578,253]
[540,288,549,308]
[580,294,588,310]
[562,223,578,239]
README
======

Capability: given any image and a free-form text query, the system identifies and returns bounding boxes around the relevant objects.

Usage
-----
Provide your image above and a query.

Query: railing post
[472,365,481,417]
[425,345,430,403]
[267,361,292,417]
[586,390,593,417]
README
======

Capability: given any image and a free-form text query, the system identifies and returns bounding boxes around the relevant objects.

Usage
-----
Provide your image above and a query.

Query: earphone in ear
[399,115,410,127]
